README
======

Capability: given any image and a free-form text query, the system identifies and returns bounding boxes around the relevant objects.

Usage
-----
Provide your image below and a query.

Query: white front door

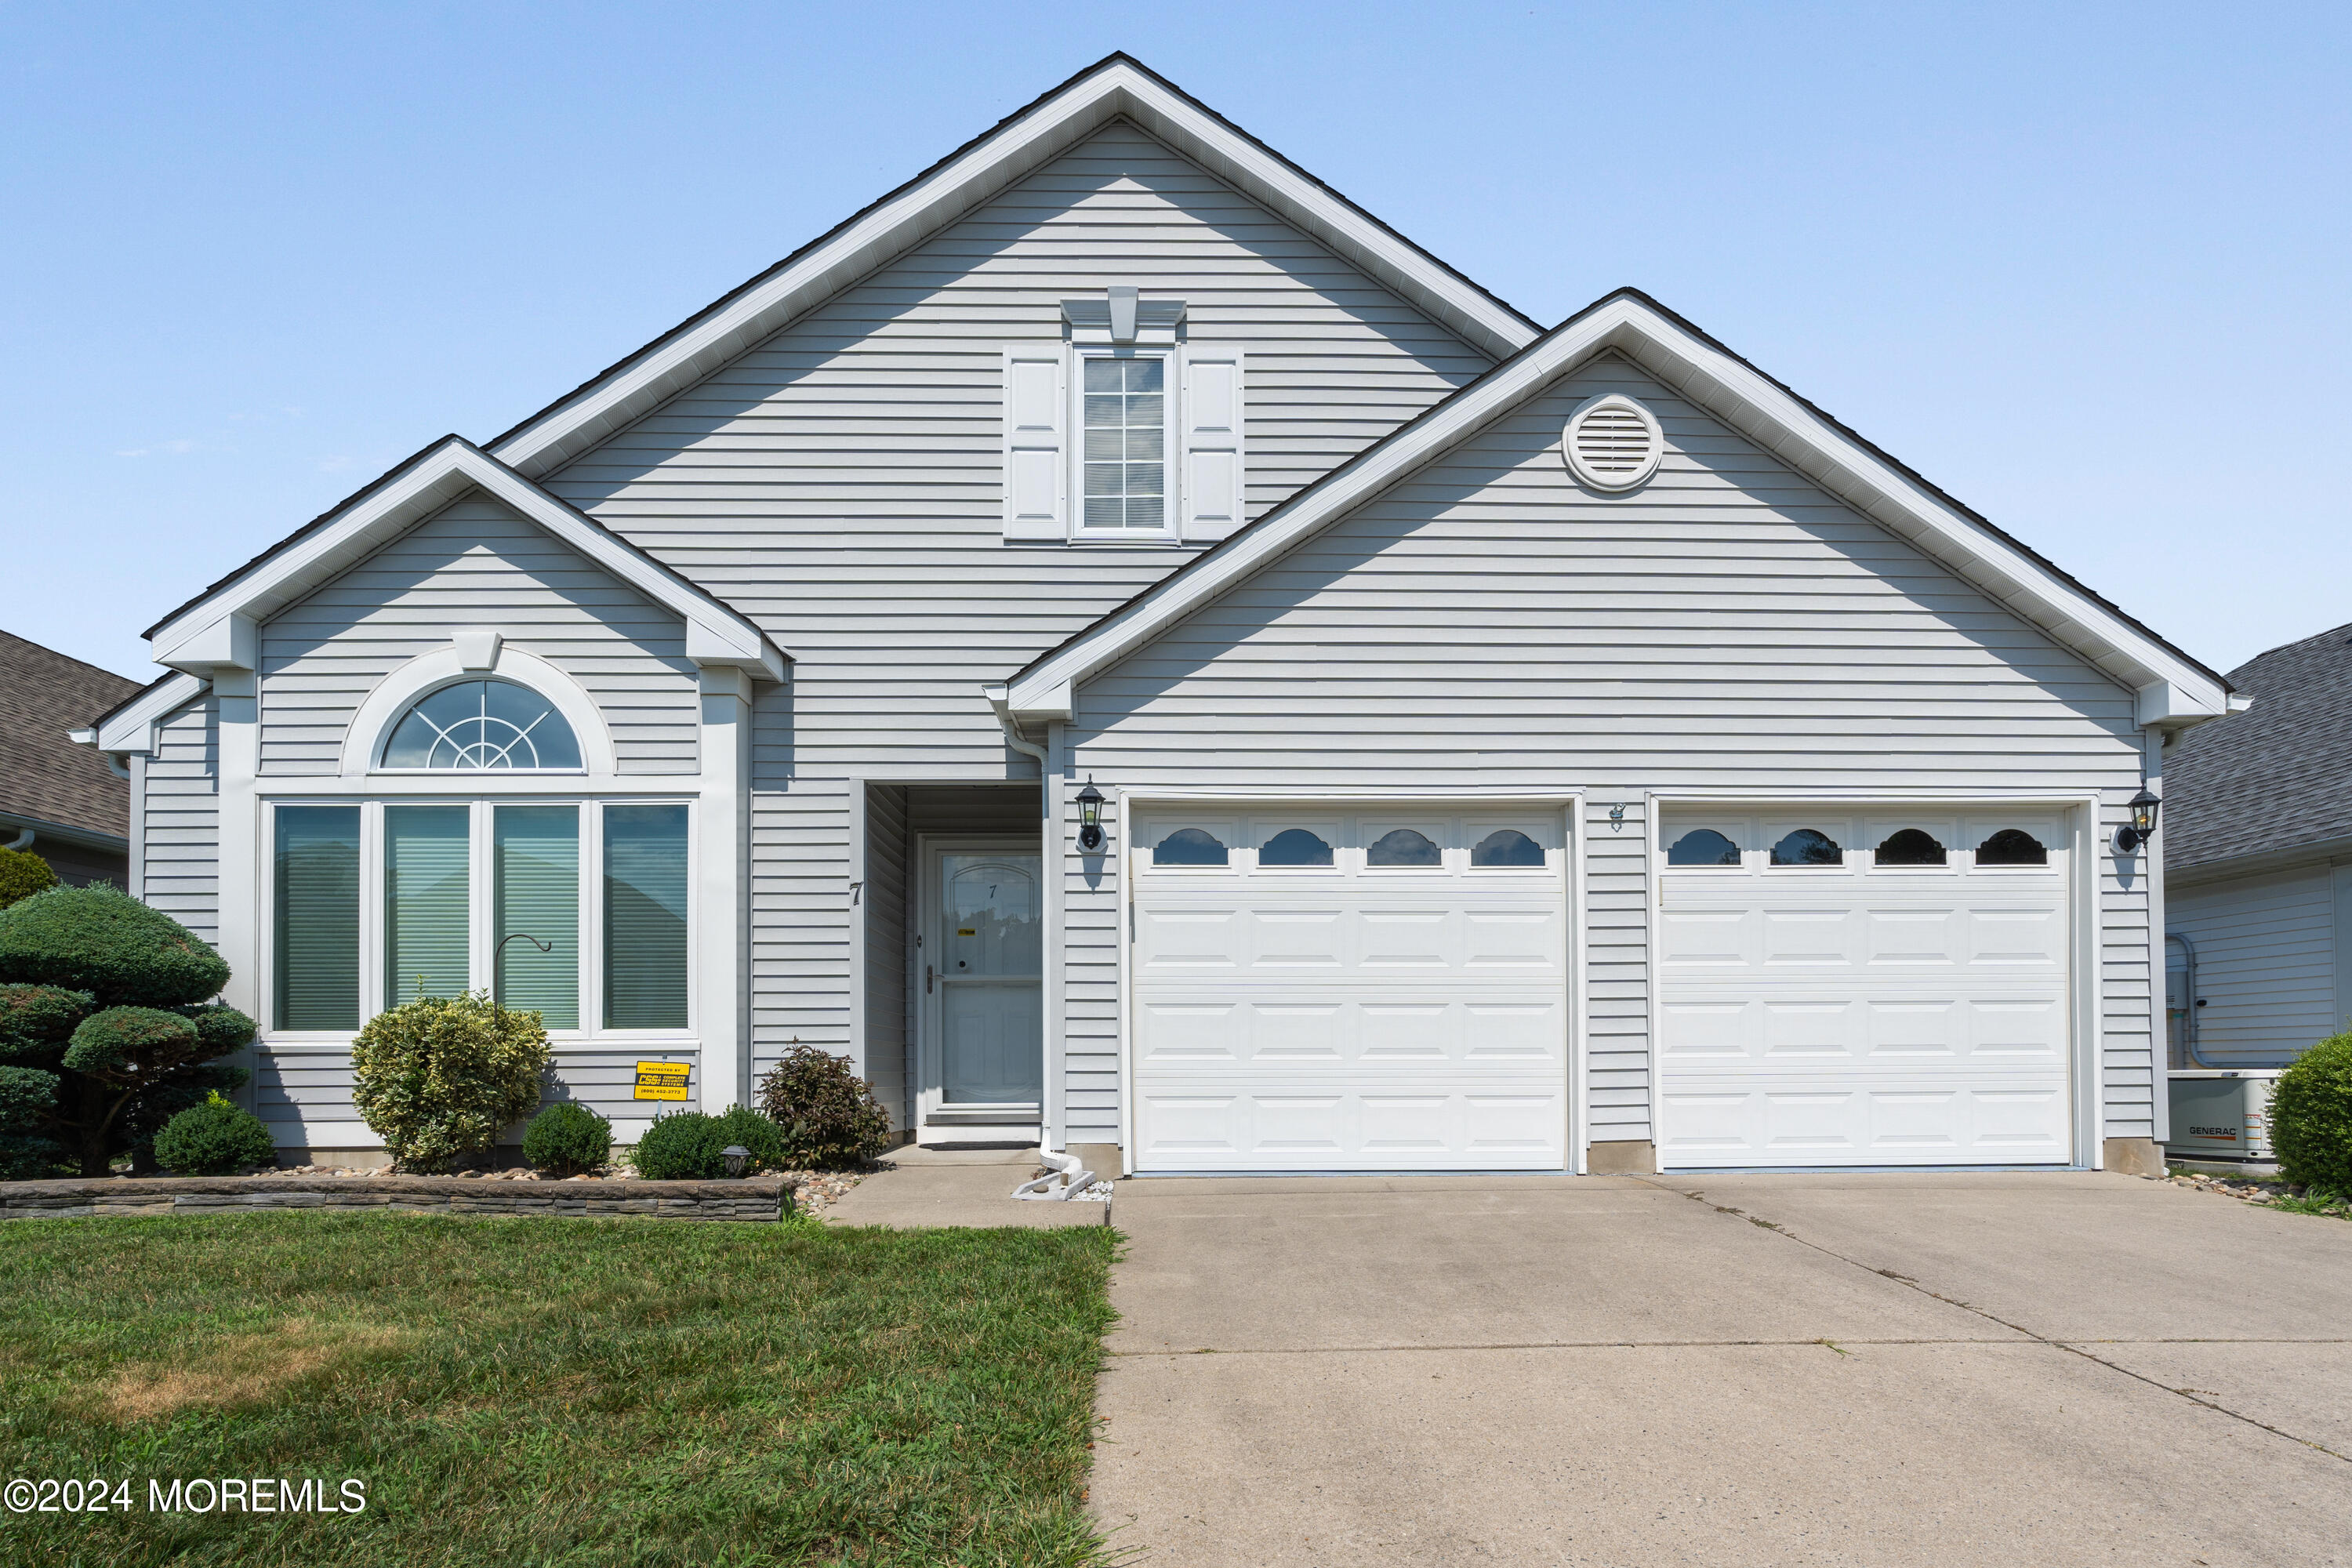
[921,844,1043,1127]
[1129,808,1570,1172]
[1656,808,2074,1169]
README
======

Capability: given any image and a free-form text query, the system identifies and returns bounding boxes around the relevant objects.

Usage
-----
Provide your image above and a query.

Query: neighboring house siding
[256,495,699,775]
[141,695,220,942]
[2170,866,2343,1063]
[542,120,1490,1076]
[1059,355,2149,1145]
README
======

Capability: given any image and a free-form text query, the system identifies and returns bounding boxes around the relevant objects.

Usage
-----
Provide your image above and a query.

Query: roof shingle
[0,630,142,844]
[2163,620,2352,873]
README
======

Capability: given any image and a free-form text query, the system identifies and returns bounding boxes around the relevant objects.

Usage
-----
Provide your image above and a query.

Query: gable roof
[483,53,1541,478]
[143,437,786,681]
[2162,621,2352,875]
[1004,288,2237,728]
[0,630,141,845]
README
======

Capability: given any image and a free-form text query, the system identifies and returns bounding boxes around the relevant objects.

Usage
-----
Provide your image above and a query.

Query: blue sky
[4,2,2346,683]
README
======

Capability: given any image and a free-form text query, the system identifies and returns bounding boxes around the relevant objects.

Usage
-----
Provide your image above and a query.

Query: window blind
[603,804,688,1029]
[274,806,360,1030]
[496,804,579,1029]
[385,804,471,1004]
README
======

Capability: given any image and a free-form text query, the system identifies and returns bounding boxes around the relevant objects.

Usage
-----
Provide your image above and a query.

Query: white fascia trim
[148,439,785,682]
[89,671,210,757]
[1007,295,2229,724]
[488,60,1537,478]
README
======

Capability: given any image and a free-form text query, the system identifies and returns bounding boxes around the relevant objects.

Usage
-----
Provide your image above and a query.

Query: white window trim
[258,794,697,1047]
[339,645,617,779]
[1071,344,1180,544]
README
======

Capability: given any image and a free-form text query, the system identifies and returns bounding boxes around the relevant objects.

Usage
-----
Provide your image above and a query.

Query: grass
[0,1212,1121,1567]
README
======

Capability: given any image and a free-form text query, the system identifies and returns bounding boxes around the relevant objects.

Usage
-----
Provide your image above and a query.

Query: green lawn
[0,1212,1121,1567]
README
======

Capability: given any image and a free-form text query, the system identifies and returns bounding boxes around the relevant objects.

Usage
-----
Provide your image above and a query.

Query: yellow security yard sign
[633,1061,691,1102]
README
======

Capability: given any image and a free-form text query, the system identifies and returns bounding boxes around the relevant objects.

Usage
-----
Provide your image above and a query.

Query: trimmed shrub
[0,848,57,909]
[522,1101,612,1176]
[350,993,550,1173]
[755,1042,891,1170]
[2270,1030,2352,1197]
[0,887,254,1175]
[713,1104,787,1174]
[633,1109,727,1181]
[153,1091,278,1176]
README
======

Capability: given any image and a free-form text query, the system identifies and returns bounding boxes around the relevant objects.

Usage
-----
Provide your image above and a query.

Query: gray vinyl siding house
[87,56,2236,1176]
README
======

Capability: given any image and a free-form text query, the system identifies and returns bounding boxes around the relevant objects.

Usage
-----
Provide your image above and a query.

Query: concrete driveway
[1091,1171,2352,1566]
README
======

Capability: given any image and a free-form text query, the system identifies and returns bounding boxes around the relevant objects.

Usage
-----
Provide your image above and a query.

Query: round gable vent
[1562,394,1664,491]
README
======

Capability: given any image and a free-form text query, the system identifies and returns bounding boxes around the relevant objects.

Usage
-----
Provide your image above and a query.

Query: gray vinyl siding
[256,495,699,775]
[141,694,220,942]
[862,782,911,1128]
[2169,865,2343,1064]
[539,120,1487,1073]
[251,1045,702,1149]
[1061,354,2151,1146]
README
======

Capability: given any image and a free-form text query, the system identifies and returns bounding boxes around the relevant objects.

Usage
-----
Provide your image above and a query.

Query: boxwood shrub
[2270,1030,2352,1197]
[633,1105,787,1180]
[521,1101,612,1176]
[152,1092,278,1175]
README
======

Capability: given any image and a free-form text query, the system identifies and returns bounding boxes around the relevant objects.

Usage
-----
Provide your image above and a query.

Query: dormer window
[382,679,582,771]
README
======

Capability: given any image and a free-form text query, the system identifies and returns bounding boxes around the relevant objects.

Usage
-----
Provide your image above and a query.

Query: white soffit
[1005,292,2231,726]
[485,55,1540,478]
[87,671,210,757]
[145,437,786,682]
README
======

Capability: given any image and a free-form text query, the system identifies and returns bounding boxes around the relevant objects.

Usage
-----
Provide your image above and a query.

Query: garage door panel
[1136,1083,1566,1171]
[1659,1076,2070,1167]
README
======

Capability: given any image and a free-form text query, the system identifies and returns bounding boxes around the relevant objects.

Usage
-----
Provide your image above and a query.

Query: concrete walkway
[1091,1171,2352,1566]
[822,1145,1107,1229]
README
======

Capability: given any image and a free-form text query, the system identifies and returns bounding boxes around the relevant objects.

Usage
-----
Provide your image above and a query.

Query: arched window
[1152,828,1229,867]
[1367,828,1441,867]
[1258,828,1334,867]
[1667,829,1741,867]
[383,679,582,771]
[1875,829,1947,866]
[1471,829,1544,868]
[1976,828,2048,866]
[1770,829,1843,866]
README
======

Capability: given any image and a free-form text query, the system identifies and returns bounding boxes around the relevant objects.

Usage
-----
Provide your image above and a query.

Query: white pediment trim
[1004,291,2232,728]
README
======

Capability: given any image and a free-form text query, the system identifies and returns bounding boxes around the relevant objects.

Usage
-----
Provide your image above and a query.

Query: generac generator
[2165,1071,2281,1162]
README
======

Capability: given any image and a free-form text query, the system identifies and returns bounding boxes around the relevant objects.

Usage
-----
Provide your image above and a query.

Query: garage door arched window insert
[1975,828,2049,866]
[1152,828,1229,867]
[1367,828,1442,868]
[1769,828,1844,867]
[1666,828,1742,867]
[1258,827,1334,868]
[1873,828,1947,867]
[1471,829,1545,869]
[381,678,583,771]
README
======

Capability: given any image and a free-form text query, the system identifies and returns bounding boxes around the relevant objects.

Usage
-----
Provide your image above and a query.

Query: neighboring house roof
[2163,620,2352,875]
[483,53,1541,478]
[0,629,141,848]
[141,436,786,682]
[1004,289,2236,728]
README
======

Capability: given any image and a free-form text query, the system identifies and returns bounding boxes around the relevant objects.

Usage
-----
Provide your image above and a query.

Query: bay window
[266,797,690,1037]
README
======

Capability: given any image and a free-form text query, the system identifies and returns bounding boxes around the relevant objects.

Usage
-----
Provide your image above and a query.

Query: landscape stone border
[0,1174,795,1222]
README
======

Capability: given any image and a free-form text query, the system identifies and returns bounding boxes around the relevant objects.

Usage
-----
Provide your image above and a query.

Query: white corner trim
[148,438,786,683]
[487,59,1537,478]
[1004,294,2229,723]
[338,644,619,778]
[90,671,212,757]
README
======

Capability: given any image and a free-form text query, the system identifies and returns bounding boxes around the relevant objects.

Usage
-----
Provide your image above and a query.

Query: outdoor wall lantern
[1076,779,1105,851]
[721,1145,752,1179]
[2114,787,2162,855]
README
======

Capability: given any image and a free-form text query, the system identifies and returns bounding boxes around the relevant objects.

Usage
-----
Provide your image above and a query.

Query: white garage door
[1657,809,2074,1169]
[1130,808,1570,1171]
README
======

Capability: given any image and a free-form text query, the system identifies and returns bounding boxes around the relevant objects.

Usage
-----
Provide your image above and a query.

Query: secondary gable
[1072,352,2144,794]
[258,492,699,775]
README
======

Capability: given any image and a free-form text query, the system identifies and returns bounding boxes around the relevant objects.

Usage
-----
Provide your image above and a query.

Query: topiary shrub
[2270,1030,2352,1198]
[0,885,255,1176]
[0,848,57,909]
[632,1109,727,1180]
[756,1041,890,1170]
[152,1091,279,1176]
[522,1101,612,1176]
[350,993,550,1173]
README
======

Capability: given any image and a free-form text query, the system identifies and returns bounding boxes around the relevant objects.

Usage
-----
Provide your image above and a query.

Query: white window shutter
[1179,347,1244,543]
[1003,346,1067,542]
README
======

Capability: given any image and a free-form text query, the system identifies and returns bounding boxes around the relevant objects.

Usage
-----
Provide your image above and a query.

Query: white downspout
[987,688,1065,1168]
